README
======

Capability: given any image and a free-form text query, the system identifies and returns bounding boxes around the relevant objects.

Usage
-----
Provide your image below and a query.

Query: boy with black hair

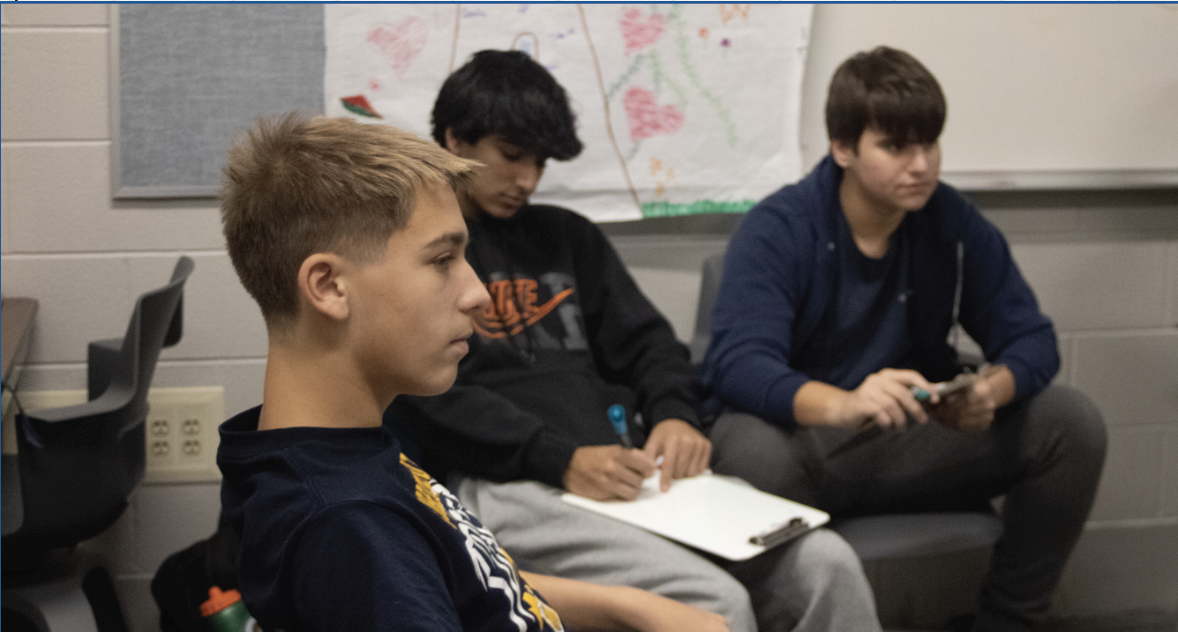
[704,46,1107,632]
[390,49,880,632]
[216,112,729,632]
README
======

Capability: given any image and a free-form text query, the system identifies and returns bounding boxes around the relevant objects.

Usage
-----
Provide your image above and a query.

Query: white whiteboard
[799,4,1178,189]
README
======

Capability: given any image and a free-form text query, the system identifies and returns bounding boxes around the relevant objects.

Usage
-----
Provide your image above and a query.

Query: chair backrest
[4,257,194,566]
[688,252,725,365]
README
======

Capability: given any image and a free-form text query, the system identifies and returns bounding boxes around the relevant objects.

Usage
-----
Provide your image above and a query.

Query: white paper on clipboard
[561,472,829,561]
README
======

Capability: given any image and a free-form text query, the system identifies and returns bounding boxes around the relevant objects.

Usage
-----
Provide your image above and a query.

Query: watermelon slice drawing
[341,95,382,119]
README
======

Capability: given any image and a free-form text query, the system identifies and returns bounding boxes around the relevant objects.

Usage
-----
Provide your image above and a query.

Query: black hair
[825,46,946,149]
[431,50,583,161]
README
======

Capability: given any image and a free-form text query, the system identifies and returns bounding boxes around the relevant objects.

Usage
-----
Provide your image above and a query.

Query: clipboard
[561,472,829,561]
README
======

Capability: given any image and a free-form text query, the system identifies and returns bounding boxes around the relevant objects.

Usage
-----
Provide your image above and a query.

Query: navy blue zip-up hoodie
[703,156,1058,428]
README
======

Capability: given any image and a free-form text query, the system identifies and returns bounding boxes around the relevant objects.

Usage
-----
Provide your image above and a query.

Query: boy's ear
[443,128,466,156]
[830,138,858,168]
[298,253,351,322]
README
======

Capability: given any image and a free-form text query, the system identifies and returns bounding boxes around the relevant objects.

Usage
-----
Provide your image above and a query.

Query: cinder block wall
[3,5,1175,631]
[3,7,254,632]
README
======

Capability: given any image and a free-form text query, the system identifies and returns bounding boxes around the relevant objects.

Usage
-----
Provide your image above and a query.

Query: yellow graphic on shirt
[400,454,452,527]
[402,455,564,630]
[429,477,565,631]
[500,550,563,629]
[523,590,564,630]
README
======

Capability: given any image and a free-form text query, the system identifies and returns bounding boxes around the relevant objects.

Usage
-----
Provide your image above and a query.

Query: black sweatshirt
[390,204,701,488]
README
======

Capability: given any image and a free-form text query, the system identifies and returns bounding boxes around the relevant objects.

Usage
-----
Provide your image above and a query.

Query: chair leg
[1,551,127,632]
[3,579,100,632]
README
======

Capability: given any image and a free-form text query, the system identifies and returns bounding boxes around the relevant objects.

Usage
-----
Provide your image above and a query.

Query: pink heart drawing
[619,8,666,56]
[368,17,428,78]
[623,87,684,141]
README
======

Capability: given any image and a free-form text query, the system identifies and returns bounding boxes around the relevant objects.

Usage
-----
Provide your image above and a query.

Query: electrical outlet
[141,386,225,483]
[15,386,226,484]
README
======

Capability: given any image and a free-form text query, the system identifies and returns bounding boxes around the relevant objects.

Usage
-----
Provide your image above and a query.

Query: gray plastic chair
[3,256,194,632]
[691,252,1002,563]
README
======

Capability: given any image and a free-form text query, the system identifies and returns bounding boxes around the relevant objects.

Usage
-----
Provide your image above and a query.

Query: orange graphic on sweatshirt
[475,279,574,339]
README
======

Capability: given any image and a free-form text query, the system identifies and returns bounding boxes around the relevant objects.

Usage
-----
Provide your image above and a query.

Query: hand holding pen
[832,364,1009,458]
[607,405,711,493]
[825,368,939,432]
[562,405,656,501]
[829,368,973,458]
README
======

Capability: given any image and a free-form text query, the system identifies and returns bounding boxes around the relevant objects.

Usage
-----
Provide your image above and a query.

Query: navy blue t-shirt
[794,213,914,390]
[218,407,564,632]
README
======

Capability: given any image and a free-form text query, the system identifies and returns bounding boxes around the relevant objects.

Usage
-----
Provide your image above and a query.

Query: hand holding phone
[910,373,970,403]
[923,364,1008,433]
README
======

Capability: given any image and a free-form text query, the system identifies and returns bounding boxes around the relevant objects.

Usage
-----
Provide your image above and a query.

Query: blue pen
[608,404,633,449]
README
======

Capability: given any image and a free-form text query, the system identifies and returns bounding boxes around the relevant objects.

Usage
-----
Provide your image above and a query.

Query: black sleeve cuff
[647,397,702,432]
[521,430,580,489]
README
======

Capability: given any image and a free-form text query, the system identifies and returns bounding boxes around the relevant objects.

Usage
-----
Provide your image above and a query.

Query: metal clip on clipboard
[748,517,812,549]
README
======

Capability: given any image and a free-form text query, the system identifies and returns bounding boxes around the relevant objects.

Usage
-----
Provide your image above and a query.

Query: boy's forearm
[982,364,1016,410]
[792,380,851,427]
[520,572,727,632]
[521,571,640,629]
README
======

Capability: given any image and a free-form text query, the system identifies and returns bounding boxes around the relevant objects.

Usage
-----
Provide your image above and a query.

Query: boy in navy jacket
[704,47,1107,632]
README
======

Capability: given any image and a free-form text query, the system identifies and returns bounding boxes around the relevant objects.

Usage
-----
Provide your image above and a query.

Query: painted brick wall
[3,5,1175,631]
[3,7,253,632]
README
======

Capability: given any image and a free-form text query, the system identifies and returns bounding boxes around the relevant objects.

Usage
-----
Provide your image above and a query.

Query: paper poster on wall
[325,4,812,222]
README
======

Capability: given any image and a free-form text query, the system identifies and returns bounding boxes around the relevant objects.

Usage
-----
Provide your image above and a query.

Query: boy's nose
[909,145,937,174]
[460,262,491,315]
[516,164,542,193]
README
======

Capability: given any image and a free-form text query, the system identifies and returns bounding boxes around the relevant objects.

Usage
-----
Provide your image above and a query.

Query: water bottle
[200,586,258,632]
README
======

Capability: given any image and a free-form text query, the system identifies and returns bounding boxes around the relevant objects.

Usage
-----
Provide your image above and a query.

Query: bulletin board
[112,4,324,198]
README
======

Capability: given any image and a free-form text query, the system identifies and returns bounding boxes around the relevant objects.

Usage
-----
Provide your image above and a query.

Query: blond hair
[220,113,476,328]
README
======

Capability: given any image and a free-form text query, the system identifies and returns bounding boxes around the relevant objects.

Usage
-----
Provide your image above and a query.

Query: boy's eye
[498,146,544,168]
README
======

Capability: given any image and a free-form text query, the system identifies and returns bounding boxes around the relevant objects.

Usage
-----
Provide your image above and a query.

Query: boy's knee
[1034,385,1108,463]
[711,577,756,622]
[790,529,866,584]
[683,567,756,632]
[710,412,813,499]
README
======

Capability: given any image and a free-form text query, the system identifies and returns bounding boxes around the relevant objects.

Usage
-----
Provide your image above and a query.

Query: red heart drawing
[619,8,666,56]
[623,87,684,141]
[368,17,428,78]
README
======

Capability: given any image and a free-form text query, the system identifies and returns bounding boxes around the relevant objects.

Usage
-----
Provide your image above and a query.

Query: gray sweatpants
[457,477,880,632]
[709,385,1107,632]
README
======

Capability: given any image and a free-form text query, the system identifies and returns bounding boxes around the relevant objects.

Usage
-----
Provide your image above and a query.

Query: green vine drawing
[607,4,740,165]
[669,6,737,148]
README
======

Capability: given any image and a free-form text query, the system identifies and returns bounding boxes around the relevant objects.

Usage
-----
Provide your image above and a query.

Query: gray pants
[710,385,1107,632]
[457,477,880,632]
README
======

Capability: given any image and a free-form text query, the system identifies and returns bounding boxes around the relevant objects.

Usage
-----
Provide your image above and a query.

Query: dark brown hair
[825,46,946,148]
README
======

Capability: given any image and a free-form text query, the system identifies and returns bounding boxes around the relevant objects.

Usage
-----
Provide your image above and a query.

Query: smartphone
[910,372,976,403]
[934,372,976,397]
